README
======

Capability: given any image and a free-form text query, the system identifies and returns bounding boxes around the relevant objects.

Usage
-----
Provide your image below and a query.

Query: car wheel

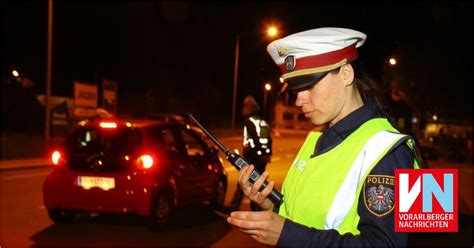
[47,209,76,224]
[148,194,171,230]
[210,179,226,211]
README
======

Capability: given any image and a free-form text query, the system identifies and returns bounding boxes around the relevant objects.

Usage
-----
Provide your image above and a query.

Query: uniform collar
[314,102,380,156]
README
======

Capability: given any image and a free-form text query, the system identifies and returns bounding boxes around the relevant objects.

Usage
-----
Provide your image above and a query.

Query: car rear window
[65,126,143,172]
[67,127,142,153]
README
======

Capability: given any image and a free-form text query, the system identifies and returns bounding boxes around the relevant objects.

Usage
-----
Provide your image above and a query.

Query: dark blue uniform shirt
[277,103,416,247]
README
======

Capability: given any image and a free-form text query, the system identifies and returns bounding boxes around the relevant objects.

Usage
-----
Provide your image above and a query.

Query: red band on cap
[280,44,358,74]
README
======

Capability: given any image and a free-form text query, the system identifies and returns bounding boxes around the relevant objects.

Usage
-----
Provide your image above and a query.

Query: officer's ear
[340,64,355,86]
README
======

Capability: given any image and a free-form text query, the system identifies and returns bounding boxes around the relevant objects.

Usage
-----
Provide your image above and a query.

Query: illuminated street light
[265,83,272,91]
[267,26,278,38]
[263,82,272,118]
[12,70,19,77]
[232,25,280,128]
[389,57,397,66]
[432,114,438,121]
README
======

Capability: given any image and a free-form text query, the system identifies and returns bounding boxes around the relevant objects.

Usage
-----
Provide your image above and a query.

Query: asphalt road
[1,133,472,247]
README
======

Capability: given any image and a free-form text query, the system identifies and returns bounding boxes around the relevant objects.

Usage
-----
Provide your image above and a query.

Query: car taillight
[51,150,65,165]
[100,122,117,128]
[137,154,154,169]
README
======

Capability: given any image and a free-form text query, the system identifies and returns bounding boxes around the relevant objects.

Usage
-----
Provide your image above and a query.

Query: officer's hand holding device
[186,112,284,206]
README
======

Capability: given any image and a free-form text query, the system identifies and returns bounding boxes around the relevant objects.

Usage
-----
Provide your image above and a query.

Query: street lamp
[265,82,272,91]
[11,69,21,84]
[45,0,53,147]
[389,57,397,66]
[267,26,278,38]
[231,25,280,128]
[231,35,240,129]
[263,82,272,118]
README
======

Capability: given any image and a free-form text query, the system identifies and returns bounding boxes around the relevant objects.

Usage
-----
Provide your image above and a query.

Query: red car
[43,119,227,229]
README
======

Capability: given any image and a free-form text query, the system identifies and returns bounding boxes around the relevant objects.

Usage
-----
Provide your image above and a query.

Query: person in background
[228,95,272,212]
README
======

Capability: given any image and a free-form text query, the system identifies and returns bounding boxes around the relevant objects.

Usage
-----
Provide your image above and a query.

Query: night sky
[3,2,472,126]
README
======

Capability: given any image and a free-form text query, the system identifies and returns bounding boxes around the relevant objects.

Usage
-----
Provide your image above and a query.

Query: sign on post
[74,81,98,119]
[102,79,117,114]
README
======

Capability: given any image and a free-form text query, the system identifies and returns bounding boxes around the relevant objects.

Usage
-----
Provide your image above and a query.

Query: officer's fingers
[256,181,274,202]
[238,165,252,182]
[239,165,254,187]
[238,228,262,236]
[237,165,247,187]
[238,166,254,195]
[227,216,268,230]
[231,210,273,221]
[250,171,269,196]
[237,164,248,183]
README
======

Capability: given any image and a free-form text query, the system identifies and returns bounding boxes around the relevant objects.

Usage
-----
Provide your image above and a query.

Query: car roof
[75,118,207,138]
[78,119,175,129]
[145,113,187,124]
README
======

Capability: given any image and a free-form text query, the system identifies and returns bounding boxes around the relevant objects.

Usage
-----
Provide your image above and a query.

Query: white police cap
[267,27,367,91]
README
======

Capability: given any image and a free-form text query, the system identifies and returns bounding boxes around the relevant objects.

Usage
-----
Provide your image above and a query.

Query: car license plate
[77,176,115,190]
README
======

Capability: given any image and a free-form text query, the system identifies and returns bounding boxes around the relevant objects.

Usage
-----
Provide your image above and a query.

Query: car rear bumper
[43,166,155,216]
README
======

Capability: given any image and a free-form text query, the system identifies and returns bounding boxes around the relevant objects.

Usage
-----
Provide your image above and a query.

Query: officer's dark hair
[329,61,390,119]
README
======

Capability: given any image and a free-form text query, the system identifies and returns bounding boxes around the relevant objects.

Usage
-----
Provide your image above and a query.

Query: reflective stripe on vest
[279,118,418,235]
[243,117,270,146]
[325,130,407,230]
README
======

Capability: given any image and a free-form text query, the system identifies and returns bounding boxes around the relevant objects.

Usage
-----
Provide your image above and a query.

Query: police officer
[229,95,272,212]
[226,28,421,247]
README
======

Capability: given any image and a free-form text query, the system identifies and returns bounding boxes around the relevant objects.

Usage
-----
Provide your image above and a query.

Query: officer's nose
[295,91,308,108]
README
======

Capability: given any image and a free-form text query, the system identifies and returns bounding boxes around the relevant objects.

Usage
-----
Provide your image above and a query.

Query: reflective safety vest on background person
[243,115,272,161]
[279,118,420,235]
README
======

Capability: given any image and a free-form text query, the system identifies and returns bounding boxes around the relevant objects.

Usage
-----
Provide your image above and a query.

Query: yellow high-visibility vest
[279,118,419,234]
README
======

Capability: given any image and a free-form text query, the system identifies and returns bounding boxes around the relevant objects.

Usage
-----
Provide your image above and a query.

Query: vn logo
[395,169,458,232]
